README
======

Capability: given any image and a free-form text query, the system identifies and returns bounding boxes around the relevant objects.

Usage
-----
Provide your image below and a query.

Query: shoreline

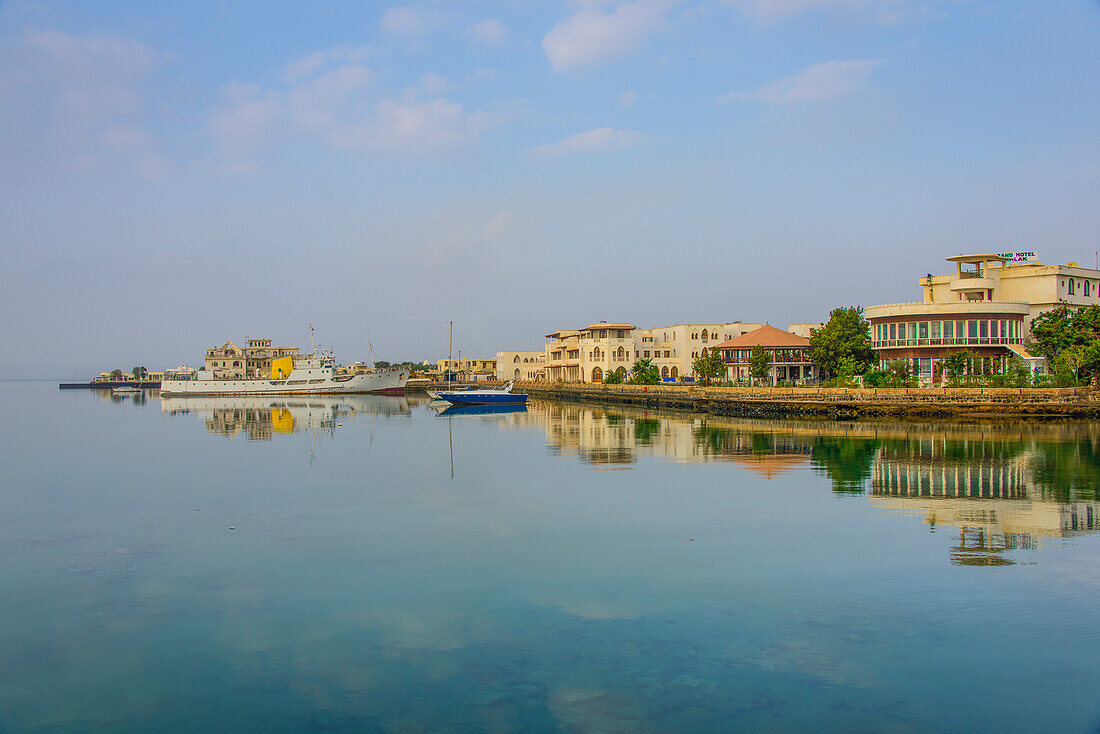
[518,382,1100,420]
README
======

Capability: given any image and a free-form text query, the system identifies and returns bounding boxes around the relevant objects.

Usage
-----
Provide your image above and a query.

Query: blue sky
[2,0,1099,376]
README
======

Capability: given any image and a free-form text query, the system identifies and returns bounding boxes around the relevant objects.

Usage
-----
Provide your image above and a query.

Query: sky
[2,0,1099,377]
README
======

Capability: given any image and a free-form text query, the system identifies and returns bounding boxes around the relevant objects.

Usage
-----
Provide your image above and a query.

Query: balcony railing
[873,337,1021,349]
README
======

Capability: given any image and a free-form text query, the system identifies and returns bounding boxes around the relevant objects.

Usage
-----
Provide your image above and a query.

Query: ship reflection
[160,394,411,440]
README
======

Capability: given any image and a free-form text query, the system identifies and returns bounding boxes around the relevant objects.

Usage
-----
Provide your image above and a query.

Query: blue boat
[438,382,527,406]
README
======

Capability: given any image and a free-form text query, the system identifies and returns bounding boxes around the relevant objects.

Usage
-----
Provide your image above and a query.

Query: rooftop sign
[996,251,1036,262]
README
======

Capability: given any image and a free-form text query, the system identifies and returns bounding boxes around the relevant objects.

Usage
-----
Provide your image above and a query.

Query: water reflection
[523,402,1100,561]
[160,394,414,440]
[155,394,1100,563]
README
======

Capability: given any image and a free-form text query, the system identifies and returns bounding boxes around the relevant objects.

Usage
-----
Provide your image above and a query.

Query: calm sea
[2,382,1099,733]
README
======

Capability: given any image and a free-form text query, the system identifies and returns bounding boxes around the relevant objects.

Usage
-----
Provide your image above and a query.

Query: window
[918,322,929,339]
[907,322,917,340]
[968,321,978,339]
[889,323,897,340]
[931,321,941,339]
[980,320,989,338]
[644,350,650,358]
[1069,279,1075,295]
[991,320,999,339]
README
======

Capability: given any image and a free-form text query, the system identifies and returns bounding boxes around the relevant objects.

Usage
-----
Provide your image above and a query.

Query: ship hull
[159,369,407,397]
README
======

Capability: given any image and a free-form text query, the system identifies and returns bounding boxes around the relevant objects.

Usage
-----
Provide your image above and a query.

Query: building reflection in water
[158,394,1100,563]
[869,428,1100,564]
[160,394,413,441]
[525,402,1100,564]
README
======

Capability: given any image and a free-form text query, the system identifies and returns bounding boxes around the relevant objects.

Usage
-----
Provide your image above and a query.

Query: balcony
[874,337,1021,349]
[949,277,995,293]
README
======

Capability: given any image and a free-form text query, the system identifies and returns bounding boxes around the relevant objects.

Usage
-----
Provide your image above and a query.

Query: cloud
[0,30,166,175]
[619,89,636,107]
[331,96,507,153]
[283,45,371,83]
[542,0,673,72]
[100,124,165,177]
[382,6,445,36]
[717,59,877,104]
[15,30,159,120]
[728,0,914,23]
[527,127,653,156]
[484,212,514,238]
[213,37,522,169]
[467,19,508,46]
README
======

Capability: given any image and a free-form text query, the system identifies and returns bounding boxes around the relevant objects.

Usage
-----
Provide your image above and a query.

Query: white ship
[159,350,408,397]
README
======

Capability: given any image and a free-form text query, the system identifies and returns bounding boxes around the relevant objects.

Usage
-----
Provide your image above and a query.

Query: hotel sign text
[996,251,1036,262]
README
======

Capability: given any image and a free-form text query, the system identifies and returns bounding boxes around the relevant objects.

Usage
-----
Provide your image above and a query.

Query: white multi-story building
[495,350,546,381]
[544,322,637,383]
[633,322,762,382]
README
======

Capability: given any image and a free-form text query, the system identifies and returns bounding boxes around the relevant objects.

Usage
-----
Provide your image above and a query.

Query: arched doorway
[592,367,603,383]
[616,367,627,379]
[514,368,521,380]
[661,366,669,379]
[670,366,678,380]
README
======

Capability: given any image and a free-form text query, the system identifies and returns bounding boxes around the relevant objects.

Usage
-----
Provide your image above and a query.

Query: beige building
[919,253,1100,336]
[787,322,823,339]
[204,338,300,379]
[634,322,762,382]
[863,253,1094,379]
[437,357,497,380]
[495,351,545,382]
[544,322,637,383]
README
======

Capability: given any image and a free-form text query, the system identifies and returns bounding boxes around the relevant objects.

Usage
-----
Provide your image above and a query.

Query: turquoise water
[2,383,1099,732]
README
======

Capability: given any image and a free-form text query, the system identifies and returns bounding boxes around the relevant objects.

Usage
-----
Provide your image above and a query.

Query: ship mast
[448,321,453,384]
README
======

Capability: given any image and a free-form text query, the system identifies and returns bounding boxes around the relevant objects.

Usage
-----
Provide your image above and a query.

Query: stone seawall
[517,382,1100,419]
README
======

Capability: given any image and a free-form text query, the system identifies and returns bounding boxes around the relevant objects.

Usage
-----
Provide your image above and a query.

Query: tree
[749,345,771,385]
[1058,345,1088,384]
[884,360,915,387]
[942,350,972,380]
[692,348,725,386]
[603,368,623,384]
[131,366,147,379]
[629,358,660,385]
[110,368,123,380]
[1029,304,1100,382]
[809,306,876,378]
[374,360,391,368]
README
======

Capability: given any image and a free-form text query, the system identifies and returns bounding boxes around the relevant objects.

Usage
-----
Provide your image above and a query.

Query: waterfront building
[544,323,636,383]
[715,324,824,384]
[204,341,246,379]
[633,322,762,382]
[787,322,823,339]
[436,357,497,381]
[495,351,546,382]
[862,253,1087,378]
[243,338,299,378]
[203,338,299,380]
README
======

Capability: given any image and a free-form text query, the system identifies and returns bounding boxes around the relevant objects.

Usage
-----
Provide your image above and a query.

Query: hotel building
[865,253,1098,379]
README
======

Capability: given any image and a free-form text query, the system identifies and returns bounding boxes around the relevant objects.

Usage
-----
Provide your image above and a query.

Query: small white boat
[112,386,141,394]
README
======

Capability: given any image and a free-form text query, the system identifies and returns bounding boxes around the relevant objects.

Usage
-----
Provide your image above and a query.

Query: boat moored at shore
[160,351,407,396]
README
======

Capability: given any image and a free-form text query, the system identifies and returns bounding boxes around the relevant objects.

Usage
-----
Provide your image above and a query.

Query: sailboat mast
[448,321,453,383]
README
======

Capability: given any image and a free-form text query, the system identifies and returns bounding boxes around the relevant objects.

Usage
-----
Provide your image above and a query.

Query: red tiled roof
[715,324,809,349]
